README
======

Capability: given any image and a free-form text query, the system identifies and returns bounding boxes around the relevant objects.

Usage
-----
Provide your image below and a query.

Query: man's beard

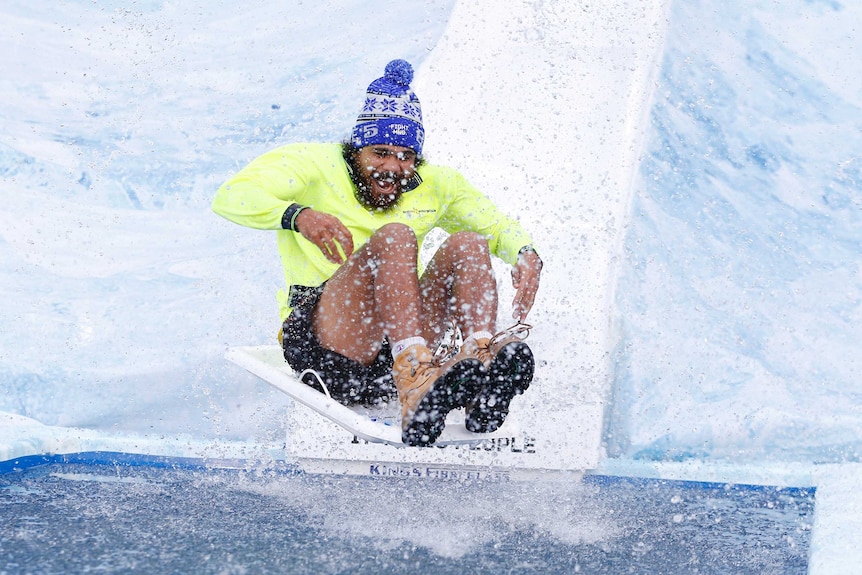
[351,167,408,212]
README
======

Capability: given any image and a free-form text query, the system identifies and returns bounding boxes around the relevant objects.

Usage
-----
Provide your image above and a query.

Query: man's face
[353,145,418,210]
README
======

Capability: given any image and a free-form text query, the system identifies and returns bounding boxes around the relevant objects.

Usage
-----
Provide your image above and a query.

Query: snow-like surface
[610,0,862,464]
[0,0,457,441]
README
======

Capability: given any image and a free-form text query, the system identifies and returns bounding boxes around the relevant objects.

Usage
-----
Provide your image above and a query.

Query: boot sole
[465,342,534,434]
[402,358,484,446]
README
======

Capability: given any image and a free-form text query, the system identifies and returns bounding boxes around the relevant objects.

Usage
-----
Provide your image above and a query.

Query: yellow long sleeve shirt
[212,142,533,320]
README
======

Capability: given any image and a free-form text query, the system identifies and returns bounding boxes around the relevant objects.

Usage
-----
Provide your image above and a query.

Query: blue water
[1,460,813,575]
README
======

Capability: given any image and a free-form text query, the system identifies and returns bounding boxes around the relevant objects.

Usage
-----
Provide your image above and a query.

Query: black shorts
[281,285,396,406]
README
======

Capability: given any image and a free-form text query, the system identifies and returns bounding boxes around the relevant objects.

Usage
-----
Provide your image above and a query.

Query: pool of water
[1,457,814,574]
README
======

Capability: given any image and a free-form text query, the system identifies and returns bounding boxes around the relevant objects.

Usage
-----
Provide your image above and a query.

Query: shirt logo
[403,208,436,220]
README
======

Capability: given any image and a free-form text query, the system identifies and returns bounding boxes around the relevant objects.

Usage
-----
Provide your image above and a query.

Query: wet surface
[1,463,813,574]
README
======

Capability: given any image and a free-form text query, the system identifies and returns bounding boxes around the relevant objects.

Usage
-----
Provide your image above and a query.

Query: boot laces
[488,322,532,349]
[402,360,441,395]
[432,323,462,364]
[402,327,462,393]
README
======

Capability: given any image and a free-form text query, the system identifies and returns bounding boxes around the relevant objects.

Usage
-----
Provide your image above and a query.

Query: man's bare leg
[313,222,424,364]
[311,223,483,445]
[421,233,535,433]
[420,231,498,348]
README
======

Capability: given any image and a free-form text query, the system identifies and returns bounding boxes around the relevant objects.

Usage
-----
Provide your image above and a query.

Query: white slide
[225,345,518,447]
[416,1,669,469]
[228,0,669,478]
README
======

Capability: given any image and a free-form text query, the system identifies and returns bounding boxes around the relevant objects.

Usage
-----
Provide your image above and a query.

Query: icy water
[1,462,813,575]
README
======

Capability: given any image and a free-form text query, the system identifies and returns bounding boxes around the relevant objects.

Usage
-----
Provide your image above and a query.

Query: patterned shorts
[280,285,396,406]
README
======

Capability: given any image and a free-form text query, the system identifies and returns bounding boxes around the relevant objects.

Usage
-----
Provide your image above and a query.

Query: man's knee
[370,222,418,252]
[446,231,491,258]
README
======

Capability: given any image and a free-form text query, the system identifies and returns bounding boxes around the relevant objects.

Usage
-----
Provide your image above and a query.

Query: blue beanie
[351,59,425,155]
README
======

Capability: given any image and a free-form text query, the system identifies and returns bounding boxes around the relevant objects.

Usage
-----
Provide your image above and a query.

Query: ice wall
[609,0,862,463]
[0,0,456,442]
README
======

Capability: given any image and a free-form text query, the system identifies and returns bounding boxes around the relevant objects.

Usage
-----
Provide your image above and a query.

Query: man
[213,59,542,446]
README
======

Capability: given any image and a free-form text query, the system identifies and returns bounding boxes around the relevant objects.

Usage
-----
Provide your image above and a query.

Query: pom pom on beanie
[384,59,413,86]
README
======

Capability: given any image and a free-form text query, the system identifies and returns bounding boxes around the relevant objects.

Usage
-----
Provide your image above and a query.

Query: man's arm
[213,144,354,265]
[511,246,543,321]
[432,167,533,265]
[212,152,302,230]
[431,166,542,320]
[292,207,354,265]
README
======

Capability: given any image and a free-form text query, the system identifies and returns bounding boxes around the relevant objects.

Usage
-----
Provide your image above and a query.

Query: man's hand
[294,209,354,264]
[511,249,542,321]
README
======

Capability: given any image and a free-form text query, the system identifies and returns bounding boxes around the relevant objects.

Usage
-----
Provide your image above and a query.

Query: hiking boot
[393,343,483,446]
[435,336,490,408]
[465,323,535,433]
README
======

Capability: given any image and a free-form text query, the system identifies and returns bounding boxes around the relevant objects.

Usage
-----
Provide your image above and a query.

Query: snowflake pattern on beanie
[352,60,425,154]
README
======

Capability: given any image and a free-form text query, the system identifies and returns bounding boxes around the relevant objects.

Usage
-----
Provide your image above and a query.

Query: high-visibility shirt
[212,142,533,320]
